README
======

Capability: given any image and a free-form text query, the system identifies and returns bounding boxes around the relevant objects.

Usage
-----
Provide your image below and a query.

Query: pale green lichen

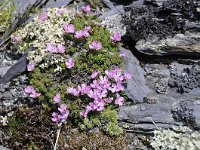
[12,7,72,66]
[150,126,200,150]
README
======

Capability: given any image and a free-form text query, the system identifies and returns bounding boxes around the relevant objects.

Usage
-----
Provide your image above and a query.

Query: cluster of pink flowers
[24,85,41,98]
[27,63,35,72]
[38,11,48,22]
[66,67,132,118]
[51,104,69,123]
[47,43,65,53]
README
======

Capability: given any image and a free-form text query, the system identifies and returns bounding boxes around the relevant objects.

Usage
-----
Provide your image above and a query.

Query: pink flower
[51,112,60,122]
[85,26,91,31]
[74,30,84,38]
[12,35,21,43]
[65,58,74,69]
[124,72,132,80]
[105,97,113,103]
[111,33,121,42]
[57,44,65,53]
[78,84,91,95]
[80,111,88,118]
[47,43,57,53]
[81,5,91,13]
[58,104,68,114]
[83,30,89,37]
[67,87,79,96]
[63,24,75,33]
[91,70,100,79]
[57,9,65,15]
[27,63,35,71]
[30,90,41,98]
[89,41,102,50]
[94,99,104,111]
[24,86,35,94]
[115,94,124,106]
[86,102,95,111]
[54,94,61,104]
[97,89,107,98]
[59,110,69,122]
[105,70,114,78]
[39,11,48,22]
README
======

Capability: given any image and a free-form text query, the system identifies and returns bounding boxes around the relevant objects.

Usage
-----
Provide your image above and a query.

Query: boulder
[119,47,152,103]
[124,0,200,56]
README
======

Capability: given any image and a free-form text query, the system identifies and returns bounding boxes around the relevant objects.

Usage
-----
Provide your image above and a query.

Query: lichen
[149,126,200,150]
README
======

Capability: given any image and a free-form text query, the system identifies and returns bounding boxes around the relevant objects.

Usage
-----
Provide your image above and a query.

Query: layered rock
[125,0,200,56]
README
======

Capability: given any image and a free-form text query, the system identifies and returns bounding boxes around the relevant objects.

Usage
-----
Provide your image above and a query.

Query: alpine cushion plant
[12,6,132,136]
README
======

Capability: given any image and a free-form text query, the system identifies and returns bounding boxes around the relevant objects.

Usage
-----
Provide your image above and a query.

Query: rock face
[124,0,200,56]
[119,56,200,132]
[119,47,152,103]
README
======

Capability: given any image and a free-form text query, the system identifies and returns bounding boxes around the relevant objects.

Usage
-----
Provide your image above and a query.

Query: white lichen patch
[12,7,73,66]
[150,126,200,150]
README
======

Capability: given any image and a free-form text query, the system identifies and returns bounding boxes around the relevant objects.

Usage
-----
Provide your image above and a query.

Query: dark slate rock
[119,47,152,103]
[102,0,115,9]
[168,64,200,93]
[0,146,11,150]
[0,54,27,85]
[124,0,200,56]
[44,0,73,8]
[172,100,200,130]
[99,5,124,20]
[119,59,200,132]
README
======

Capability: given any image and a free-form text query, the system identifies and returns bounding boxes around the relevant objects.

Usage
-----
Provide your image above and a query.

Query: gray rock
[45,0,73,8]
[99,5,124,20]
[119,58,200,132]
[135,32,200,56]
[119,47,152,103]
[124,0,200,56]
[101,14,126,35]
[0,67,10,78]
[0,54,27,85]
[0,146,11,150]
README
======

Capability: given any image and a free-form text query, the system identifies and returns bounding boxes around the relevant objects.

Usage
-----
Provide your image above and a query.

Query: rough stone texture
[124,0,200,56]
[119,47,152,103]
[101,14,126,35]
[119,54,200,132]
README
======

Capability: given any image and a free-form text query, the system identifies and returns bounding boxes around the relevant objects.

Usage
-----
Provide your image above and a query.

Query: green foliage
[88,0,103,9]
[0,0,15,37]
[7,117,22,139]
[106,122,123,136]
[24,10,124,136]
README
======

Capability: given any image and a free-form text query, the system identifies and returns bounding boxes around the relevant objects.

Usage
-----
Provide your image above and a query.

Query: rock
[0,67,10,78]
[124,0,200,56]
[45,0,73,8]
[0,146,11,150]
[99,5,125,20]
[101,14,126,35]
[0,54,27,85]
[119,47,152,103]
[119,60,200,132]
[172,99,200,130]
